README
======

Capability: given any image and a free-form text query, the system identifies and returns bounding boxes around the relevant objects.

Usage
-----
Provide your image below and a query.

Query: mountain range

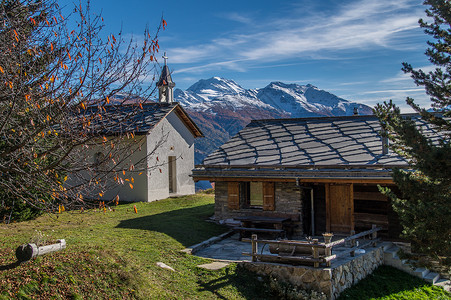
[174,77,373,164]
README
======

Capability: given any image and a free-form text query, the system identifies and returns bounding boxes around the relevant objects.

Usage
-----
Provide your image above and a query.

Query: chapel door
[327,184,353,234]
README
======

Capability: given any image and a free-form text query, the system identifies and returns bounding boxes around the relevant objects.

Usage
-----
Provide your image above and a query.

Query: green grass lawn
[0,193,274,299]
[338,265,450,300]
[0,193,449,299]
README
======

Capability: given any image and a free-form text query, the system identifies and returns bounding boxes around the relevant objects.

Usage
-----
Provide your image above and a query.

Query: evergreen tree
[375,0,450,256]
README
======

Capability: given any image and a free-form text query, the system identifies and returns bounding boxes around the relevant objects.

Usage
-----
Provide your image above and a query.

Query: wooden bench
[233,215,291,240]
[233,227,285,240]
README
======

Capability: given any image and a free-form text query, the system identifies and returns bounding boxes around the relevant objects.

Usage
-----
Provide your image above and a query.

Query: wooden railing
[243,225,381,268]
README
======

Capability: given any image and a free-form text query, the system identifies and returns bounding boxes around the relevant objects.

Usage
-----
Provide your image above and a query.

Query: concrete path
[194,233,270,261]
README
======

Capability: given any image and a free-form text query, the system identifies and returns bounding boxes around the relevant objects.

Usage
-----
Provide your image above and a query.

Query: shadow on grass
[115,204,227,247]
[338,265,448,300]
[197,266,275,300]
[0,261,21,271]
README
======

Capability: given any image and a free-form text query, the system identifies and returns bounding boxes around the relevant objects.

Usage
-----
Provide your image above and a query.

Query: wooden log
[323,238,380,262]
[242,238,325,248]
[16,239,66,262]
[242,253,322,264]
[269,242,326,255]
[251,234,257,262]
[312,239,320,268]
[325,226,382,248]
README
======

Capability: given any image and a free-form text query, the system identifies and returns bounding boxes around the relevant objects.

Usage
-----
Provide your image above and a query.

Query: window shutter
[263,182,275,211]
[228,182,240,210]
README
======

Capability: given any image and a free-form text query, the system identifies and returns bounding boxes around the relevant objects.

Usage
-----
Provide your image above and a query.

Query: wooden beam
[350,183,354,233]
[325,183,330,233]
[354,191,388,201]
[193,177,395,184]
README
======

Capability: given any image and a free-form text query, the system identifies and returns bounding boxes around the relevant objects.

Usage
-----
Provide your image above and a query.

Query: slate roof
[83,102,202,137]
[193,114,443,180]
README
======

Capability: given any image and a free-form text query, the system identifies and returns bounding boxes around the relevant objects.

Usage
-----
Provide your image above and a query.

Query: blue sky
[66,0,432,111]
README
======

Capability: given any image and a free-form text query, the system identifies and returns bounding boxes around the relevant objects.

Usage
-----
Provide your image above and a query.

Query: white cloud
[166,0,424,74]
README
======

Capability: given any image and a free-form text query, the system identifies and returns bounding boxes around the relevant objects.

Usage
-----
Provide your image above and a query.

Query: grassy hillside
[0,194,273,299]
[0,193,449,299]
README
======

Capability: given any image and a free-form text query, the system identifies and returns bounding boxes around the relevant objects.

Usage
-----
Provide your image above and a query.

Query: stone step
[435,278,451,292]
[413,267,430,278]
[424,272,440,284]
[380,241,394,251]
[383,246,400,260]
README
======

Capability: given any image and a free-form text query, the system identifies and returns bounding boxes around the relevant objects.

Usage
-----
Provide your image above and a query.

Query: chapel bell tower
[156,52,175,104]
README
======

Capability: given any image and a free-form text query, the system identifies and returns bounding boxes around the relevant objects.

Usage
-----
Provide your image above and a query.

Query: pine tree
[375,0,450,256]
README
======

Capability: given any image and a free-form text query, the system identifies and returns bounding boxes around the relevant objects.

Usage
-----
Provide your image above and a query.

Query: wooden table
[233,216,291,239]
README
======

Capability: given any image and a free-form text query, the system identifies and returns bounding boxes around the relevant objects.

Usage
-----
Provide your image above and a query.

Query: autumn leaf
[0,66,4,73]
[129,183,133,189]
[133,205,138,213]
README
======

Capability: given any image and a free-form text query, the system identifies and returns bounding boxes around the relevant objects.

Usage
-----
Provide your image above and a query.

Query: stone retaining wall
[240,246,384,300]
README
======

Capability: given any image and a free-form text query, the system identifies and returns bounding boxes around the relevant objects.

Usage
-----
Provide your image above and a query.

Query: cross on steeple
[162,52,168,65]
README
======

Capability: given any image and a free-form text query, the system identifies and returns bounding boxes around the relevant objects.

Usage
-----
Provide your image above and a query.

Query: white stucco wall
[100,135,149,202]
[65,135,149,202]
[66,109,197,203]
[146,110,196,202]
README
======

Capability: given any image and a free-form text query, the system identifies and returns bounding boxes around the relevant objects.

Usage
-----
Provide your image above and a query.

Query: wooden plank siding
[328,184,353,234]
[227,182,240,210]
[262,182,275,211]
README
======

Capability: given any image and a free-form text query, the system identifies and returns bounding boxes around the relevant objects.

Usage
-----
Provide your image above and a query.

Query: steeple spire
[156,53,175,104]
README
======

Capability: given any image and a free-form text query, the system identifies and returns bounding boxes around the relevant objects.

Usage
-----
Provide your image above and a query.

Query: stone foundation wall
[240,246,384,300]
[214,181,303,237]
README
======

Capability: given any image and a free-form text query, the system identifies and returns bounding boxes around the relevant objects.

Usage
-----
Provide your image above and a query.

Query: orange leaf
[0,66,4,73]
[133,205,138,213]
[50,43,53,51]
[106,96,110,104]
[129,183,133,189]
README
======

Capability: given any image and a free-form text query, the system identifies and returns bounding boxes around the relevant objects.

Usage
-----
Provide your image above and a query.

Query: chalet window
[227,182,274,211]
[168,156,177,193]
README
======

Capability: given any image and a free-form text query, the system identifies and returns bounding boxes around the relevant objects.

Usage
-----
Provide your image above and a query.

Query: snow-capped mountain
[174,77,373,165]
[175,77,274,111]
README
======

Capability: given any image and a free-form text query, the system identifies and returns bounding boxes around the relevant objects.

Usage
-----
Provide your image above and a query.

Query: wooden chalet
[192,114,441,239]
